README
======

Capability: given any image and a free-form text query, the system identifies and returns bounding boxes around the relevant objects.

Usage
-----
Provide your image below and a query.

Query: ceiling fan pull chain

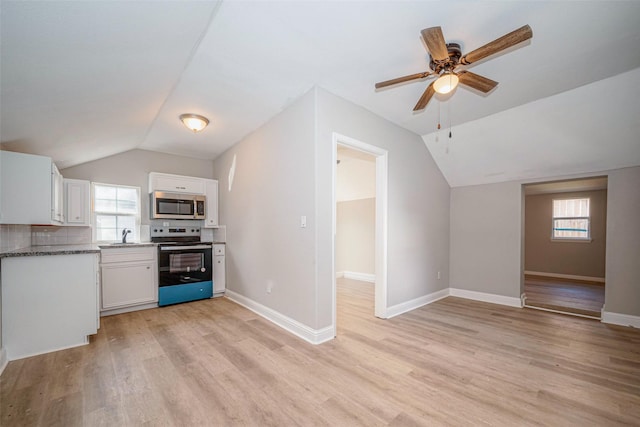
[437,101,441,130]
[449,101,452,139]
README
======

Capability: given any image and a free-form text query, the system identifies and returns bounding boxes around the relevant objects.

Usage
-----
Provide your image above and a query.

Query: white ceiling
[2,1,640,186]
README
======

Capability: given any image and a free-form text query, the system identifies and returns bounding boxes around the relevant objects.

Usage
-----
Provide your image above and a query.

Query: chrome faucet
[122,228,131,243]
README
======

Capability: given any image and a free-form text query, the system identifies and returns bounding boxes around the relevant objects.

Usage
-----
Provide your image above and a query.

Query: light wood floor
[524,275,605,318]
[1,278,639,426]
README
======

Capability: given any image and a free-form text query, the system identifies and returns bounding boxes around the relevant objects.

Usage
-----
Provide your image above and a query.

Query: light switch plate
[300,215,307,228]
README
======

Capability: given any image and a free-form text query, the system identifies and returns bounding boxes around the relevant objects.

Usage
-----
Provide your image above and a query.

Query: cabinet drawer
[101,247,155,264]
[213,244,225,256]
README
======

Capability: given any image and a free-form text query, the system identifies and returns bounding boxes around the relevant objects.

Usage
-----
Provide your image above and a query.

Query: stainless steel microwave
[150,191,206,220]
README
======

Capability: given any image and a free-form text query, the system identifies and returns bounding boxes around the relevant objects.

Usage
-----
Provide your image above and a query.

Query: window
[93,183,140,242]
[552,198,590,240]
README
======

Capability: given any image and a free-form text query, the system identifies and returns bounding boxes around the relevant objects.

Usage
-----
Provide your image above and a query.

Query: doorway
[332,133,388,336]
[522,177,608,318]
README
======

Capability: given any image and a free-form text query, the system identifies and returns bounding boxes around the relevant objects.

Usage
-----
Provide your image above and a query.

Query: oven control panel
[151,226,201,239]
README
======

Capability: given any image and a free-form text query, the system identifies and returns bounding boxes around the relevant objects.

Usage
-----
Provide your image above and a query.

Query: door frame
[332,132,388,334]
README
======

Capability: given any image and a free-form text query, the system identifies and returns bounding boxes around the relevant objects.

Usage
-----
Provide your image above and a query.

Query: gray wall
[61,149,214,224]
[525,190,607,278]
[212,87,451,331]
[315,88,451,323]
[212,89,317,327]
[336,198,375,275]
[450,181,523,298]
[450,166,640,317]
[605,166,640,316]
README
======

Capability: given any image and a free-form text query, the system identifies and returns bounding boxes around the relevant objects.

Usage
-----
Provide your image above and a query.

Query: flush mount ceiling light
[433,72,459,94]
[179,113,209,133]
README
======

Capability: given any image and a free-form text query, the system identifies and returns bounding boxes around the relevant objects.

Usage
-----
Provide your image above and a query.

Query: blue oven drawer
[158,280,213,306]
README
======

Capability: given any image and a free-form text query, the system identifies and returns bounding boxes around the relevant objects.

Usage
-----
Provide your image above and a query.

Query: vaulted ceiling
[2,1,639,186]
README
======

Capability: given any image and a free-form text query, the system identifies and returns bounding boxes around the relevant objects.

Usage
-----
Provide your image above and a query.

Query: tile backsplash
[0,224,32,252]
[31,226,92,246]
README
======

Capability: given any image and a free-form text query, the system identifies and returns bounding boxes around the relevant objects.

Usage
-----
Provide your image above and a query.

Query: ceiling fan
[375,25,533,111]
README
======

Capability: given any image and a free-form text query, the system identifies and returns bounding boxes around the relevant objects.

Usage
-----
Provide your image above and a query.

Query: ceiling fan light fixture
[433,73,459,95]
[179,113,209,133]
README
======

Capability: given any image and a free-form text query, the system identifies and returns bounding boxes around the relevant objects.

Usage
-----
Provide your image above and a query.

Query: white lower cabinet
[213,243,226,296]
[1,253,99,360]
[100,246,157,312]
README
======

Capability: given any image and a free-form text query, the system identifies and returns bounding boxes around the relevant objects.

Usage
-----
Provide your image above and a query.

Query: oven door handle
[160,245,212,251]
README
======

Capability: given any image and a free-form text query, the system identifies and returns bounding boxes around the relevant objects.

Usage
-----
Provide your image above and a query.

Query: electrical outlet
[267,281,273,294]
[437,271,441,280]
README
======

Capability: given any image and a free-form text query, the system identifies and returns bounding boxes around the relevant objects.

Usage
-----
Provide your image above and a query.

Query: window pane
[93,183,140,242]
[96,215,116,228]
[95,198,116,213]
[116,215,136,230]
[553,198,589,218]
[553,219,589,239]
[96,228,117,242]
[94,185,116,200]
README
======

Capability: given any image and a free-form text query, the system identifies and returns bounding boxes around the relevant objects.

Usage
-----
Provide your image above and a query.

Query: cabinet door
[204,179,219,228]
[64,179,91,226]
[149,172,205,194]
[101,261,156,309]
[51,163,64,223]
[213,255,226,294]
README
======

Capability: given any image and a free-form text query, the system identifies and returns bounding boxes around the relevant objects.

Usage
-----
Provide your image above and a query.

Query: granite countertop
[0,244,102,258]
[99,242,157,249]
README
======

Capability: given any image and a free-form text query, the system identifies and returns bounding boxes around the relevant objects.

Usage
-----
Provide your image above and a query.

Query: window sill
[550,238,592,243]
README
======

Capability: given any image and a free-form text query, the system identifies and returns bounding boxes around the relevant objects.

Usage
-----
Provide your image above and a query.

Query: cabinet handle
[146,266,150,269]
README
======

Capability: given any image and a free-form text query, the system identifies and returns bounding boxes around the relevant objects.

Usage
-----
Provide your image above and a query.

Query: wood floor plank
[1,277,639,426]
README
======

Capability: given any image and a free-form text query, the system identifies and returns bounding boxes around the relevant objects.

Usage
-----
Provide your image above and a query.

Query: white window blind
[93,183,140,242]
[552,198,590,240]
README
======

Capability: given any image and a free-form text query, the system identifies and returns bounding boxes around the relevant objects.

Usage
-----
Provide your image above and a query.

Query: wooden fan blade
[375,72,432,89]
[460,25,532,65]
[413,82,436,111]
[458,71,498,93]
[421,27,449,61]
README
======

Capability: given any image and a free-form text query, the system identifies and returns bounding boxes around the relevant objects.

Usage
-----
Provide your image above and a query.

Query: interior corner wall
[450,166,640,318]
[336,198,375,275]
[61,149,215,225]
[315,88,451,326]
[211,89,318,328]
[605,166,640,317]
[450,181,523,298]
[525,190,607,278]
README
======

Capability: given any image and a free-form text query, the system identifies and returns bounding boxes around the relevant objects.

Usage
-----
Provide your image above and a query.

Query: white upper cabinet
[64,178,91,226]
[204,179,219,228]
[0,150,63,225]
[148,172,206,194]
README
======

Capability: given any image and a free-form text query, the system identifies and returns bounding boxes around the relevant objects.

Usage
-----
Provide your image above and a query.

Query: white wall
[450,166,640,317]
[336,198,375,275]
[336,157,375,202]
[61,149,215,225]
[212,89,317,327]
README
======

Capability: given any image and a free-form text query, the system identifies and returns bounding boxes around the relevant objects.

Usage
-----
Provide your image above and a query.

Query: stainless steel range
[151,224,213,306]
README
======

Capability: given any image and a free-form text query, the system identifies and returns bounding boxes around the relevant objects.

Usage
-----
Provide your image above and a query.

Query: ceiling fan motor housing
[429,43,462,73]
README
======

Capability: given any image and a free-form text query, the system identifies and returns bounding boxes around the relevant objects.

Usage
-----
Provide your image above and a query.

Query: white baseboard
[387,288,449,318]
[0,347,7,376]
[449,288,523,308]
[335,271,344,279]
[601,311,640,328]
[342,271,375,283]
[100,302,158,317]
[225,290,334,345]
[524,270,605,284]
